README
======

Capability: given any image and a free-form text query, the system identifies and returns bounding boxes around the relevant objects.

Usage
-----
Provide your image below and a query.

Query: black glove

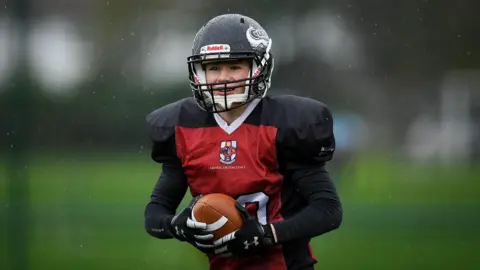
[170,195,214,254]
[213,202,277,256]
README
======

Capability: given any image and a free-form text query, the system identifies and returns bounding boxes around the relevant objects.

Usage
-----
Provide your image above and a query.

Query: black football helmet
[187,14,274,113]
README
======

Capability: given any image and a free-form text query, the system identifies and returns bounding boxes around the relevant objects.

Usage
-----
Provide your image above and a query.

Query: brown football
[192,193,243,241]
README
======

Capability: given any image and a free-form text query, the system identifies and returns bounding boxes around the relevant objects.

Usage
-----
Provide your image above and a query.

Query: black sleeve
[144,106,188,239]
[144,157,188,239]
[271,165,342,243]
[273,99,341,243]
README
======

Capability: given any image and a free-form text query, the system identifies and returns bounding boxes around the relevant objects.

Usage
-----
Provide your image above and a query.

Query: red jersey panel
[175,123,287,270]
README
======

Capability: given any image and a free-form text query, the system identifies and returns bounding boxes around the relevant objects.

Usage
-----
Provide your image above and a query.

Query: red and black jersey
[146,95,340,270]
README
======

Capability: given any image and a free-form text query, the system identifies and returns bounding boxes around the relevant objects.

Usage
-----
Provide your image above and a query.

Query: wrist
[164,215,175,237]
[262,223,278,245]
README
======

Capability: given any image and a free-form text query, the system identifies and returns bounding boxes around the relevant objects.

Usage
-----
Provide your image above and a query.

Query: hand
[170,195,215,254]
[213,203,277,257]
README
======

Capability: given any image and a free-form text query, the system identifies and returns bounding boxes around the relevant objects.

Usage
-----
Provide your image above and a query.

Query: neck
[218,103,248,125]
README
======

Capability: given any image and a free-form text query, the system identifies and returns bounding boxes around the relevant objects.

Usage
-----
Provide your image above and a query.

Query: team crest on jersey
[219,140,237,165]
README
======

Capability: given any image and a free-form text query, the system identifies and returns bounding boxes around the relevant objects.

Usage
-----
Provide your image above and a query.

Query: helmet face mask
[187,14,274,113]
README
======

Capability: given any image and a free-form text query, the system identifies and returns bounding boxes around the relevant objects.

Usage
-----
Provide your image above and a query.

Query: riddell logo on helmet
[200,44,230,54]
[208,45,224,51]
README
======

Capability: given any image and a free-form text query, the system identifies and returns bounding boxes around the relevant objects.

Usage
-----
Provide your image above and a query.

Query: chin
[212,101,245,112]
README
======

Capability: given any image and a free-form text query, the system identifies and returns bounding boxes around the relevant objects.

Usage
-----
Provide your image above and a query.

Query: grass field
[1,152,480,270]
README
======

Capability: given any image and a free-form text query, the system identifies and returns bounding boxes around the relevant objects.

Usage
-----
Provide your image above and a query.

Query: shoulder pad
[146,97,200,163]
[269,95,336,167]
[265,95,330,128]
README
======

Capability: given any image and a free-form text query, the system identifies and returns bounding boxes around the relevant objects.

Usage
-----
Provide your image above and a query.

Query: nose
[216,67,231,84]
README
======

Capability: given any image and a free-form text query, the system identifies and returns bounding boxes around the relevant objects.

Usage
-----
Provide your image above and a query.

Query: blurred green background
[1,154,479,270]
[1,0,480,269]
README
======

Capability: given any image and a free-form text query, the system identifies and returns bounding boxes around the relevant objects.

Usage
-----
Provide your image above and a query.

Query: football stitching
[197,202,238,229]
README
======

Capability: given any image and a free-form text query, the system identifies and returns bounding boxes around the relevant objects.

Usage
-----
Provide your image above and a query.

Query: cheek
[241,69,251,78]
[205,72,217,83]
[233,70,251,83]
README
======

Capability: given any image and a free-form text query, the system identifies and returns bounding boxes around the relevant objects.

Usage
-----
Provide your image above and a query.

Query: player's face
[204,60,251,96]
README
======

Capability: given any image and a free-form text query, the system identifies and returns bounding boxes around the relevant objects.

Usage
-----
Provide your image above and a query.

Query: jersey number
[236,192,270,225]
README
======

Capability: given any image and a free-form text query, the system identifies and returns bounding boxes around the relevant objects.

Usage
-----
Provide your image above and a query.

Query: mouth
[214,92,235,96]
[213,88,236,96]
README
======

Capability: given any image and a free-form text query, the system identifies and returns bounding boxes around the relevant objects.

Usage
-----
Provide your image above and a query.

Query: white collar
[213,99,261,135]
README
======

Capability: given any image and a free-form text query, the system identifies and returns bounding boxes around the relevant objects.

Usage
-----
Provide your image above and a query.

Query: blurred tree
[5,0,33,269]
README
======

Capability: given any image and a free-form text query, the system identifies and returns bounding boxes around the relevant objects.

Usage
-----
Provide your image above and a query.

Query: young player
[144,13,342,270]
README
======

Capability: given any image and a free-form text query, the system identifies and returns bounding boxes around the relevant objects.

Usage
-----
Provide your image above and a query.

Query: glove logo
[243,236,259,250]
[175,226,186,239]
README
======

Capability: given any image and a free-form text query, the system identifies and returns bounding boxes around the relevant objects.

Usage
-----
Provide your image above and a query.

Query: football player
[144,13,343,270]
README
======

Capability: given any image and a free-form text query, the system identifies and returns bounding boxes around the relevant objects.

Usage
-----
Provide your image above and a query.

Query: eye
[230,65,242,70]
[208,66,219,71]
